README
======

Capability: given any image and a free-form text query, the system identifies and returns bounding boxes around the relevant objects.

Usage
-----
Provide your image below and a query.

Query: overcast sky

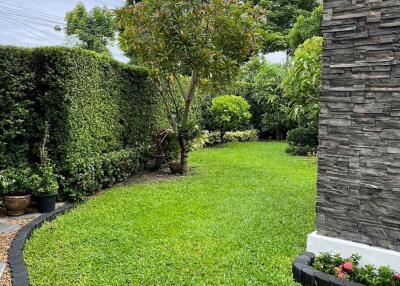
[0,0,286,63]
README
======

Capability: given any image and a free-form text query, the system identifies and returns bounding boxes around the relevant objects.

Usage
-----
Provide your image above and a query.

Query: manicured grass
[25,142,317,286]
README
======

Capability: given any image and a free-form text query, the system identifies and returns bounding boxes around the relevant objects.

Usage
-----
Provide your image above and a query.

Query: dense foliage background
[0,46,167,199]
[1,1,324,200]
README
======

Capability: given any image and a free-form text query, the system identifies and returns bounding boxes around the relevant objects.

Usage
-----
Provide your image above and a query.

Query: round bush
[210,95,251,131]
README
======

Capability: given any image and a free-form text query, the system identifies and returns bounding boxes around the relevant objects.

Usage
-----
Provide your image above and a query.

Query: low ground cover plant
[191,130,258,150]
[314,253,400,286]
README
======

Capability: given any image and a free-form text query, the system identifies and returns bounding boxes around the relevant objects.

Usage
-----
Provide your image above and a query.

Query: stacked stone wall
[317,0,400,251]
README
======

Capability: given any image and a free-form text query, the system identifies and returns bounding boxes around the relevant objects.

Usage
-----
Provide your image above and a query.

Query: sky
[0,0,286,64]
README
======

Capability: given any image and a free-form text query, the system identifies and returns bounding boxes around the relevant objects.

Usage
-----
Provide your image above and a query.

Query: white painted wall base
[307,231,400,271]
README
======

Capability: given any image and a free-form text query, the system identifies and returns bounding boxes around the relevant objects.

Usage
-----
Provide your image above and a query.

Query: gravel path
[0,208,35,286]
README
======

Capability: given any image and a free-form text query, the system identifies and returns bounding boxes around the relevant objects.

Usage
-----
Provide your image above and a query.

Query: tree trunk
[178,131,189,175]
[220,129,225,144]
[177,70,199,176]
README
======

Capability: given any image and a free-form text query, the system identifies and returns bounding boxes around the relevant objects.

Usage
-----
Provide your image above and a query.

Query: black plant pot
[36,195,56,213]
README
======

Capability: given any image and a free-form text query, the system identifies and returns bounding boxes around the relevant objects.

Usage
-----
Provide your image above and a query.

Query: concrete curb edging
[8,203,75,286]
[292,252,366,286]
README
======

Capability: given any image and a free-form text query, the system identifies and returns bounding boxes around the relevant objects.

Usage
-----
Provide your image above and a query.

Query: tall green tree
[288,5,323,51]
[117,0,259,174]
[238,57,294,139]
[255,0,319,53]
[282,36,322,128]
[61,2,117,56]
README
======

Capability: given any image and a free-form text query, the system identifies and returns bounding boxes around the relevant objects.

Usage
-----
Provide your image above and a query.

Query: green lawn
[24,142,317,286]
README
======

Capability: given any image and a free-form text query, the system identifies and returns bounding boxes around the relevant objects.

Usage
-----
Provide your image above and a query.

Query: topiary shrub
[286,127,318,156]
[209,95,252,143]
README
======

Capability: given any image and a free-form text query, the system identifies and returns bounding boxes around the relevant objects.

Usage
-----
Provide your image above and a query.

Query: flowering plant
[314,253,400,286]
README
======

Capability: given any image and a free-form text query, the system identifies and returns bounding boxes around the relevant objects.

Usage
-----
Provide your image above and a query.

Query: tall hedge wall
[0,46,167,199]
[0,47,37,168]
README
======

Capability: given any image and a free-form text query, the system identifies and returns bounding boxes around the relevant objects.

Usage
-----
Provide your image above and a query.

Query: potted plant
[32,163,59,213]
[0,167,35,216]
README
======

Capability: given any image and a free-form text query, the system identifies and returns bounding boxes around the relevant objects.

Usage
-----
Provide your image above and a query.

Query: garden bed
[292,253,365,286]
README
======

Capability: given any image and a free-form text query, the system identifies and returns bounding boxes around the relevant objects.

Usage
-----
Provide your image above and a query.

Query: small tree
[117,0,259,174]
[210,95,251,143]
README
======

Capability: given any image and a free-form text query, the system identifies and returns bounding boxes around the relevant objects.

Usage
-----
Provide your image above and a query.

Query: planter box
[292,253,366,286]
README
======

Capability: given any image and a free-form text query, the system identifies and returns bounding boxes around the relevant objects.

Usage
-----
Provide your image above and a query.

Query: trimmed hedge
[0,46,167,199]
[62,149,143,200]
[0,47,37,168]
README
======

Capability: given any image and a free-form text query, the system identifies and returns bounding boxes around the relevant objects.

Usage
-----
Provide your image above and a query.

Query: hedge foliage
[0,47,36,167]
[0,46,167,199]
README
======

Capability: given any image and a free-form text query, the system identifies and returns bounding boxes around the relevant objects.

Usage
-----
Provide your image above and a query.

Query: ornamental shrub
[0,167,38,196]
[286,126,318,156]
[31,163,59,197]
[209,95,252,143]
[63,149,142,200]
[0,46,168,199]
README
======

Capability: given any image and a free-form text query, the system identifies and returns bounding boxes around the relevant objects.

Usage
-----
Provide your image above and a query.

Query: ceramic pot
[3,194,32,216]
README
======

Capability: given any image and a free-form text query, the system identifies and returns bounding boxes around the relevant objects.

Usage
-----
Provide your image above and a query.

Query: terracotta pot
[169,161,182,174]
[3,194,32,216]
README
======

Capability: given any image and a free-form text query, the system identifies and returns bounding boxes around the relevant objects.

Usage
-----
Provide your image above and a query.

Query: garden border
[292,252,366,286]
[8,203,75,286]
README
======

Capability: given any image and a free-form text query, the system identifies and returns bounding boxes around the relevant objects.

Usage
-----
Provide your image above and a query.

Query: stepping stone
[0,223,21,233]
[0,262,5,280]
[56,202,68,209]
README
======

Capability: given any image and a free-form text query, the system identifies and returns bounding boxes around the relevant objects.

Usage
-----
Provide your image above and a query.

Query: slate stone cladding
[317,0,400,251]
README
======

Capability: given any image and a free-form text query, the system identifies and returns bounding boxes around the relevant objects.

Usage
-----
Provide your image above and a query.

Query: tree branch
[172,73,186,100]
[181,70,199,131]
[166,78,181,124]
[155,75,178,132]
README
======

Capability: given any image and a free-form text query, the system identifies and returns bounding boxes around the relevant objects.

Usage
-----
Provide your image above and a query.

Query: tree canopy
[62,2,117,55]
[288,5,323,51]
[255,0,319,53]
